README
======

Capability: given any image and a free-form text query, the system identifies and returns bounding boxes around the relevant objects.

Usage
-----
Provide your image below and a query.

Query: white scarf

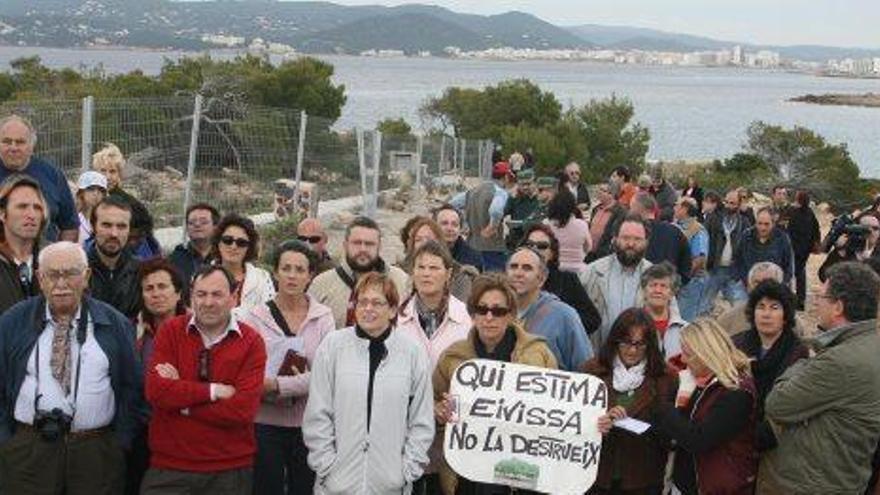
[612,355,646,393]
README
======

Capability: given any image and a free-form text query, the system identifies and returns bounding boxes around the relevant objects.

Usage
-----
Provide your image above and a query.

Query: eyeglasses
[523,240,551,250]
[41,268,85,283]
[198,348,211,382]
[618,340,647,350]
[473,305,511,317]
[297,235,322,244]
[356,298,389,309]
[220,236,251,248]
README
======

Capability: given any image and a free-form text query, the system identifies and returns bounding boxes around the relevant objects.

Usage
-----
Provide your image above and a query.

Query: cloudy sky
[302,0,880,48]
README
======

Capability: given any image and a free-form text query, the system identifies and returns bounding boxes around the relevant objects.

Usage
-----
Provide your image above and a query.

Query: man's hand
[155,363,180,380]
[481,223,498,239]
[214,384,236,400]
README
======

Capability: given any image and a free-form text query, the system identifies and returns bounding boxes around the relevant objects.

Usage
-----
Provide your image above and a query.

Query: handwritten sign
[444,359,607,494]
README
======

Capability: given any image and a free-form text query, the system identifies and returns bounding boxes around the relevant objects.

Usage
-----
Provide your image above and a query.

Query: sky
[296,0,880,49]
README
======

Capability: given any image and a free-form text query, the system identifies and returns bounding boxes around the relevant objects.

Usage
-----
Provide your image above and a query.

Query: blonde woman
[608,318,757,495]
[92,143,160,258]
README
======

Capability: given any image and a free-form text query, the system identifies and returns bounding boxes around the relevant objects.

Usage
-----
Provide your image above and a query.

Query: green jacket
[759,319,880,494]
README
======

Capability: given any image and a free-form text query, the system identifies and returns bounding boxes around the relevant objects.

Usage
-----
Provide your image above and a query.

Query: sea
[1,46,879,176]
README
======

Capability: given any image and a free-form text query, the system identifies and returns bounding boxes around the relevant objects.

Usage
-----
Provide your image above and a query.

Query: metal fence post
[293,110,308,213]
[452,137,459,175]
[461,139,467,178]
[370,130,382,218]
[181,94,204,244]
[357,128,368,214]
[415,134,423,202]
[81,95,94,171]
[439,135,446,175]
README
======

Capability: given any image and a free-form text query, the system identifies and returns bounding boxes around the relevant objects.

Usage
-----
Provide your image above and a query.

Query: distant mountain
[0,1,876,61]
[566,23,880,61]
[0,0,588,53]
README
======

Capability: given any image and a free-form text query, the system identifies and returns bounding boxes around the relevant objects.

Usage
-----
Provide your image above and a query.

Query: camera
[825,214,872,255]
[33,408,72,442]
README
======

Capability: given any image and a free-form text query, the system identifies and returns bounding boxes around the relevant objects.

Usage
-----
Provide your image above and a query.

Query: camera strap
[33,300,89,420]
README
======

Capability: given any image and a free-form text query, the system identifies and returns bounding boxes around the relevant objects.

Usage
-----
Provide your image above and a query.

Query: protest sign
[444,359,607,494]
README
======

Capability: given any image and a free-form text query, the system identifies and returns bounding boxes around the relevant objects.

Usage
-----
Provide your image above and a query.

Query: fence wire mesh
[1,96,493,231]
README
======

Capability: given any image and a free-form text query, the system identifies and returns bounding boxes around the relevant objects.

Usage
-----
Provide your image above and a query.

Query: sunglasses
[473,305,511,317]
[297,235,322,244]
[524,240,551,250]
[220,236,251,248]
[198,348,211,382]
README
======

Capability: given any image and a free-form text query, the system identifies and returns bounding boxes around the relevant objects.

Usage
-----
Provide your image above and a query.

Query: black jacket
[88,247,142,320]
[705,211,751,270]
[168,242,209,288]
[732,227,794,285]
[786,205,820,261]
[544,266,601,335]
[645,220,693,285]
[0,243,40,317]
[450,237,483,272]
[0,296,143,448]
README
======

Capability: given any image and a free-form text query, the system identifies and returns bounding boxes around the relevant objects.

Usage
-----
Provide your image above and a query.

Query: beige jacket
[307,258,411,329]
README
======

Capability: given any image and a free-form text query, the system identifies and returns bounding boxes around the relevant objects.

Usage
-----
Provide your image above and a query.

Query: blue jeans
[705,266,747,310]
[679,274,709,321]
[481,251,508,272]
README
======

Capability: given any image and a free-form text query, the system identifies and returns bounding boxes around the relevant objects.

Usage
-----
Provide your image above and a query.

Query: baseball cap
[77,171,108,191]
[492,161,512,179]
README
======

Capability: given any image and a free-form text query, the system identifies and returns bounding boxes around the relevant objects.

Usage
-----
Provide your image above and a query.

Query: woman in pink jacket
[243,240,335,495]
[396,240,472,493]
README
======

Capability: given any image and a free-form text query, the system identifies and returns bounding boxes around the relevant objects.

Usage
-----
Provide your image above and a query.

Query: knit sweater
[145,314,267,472]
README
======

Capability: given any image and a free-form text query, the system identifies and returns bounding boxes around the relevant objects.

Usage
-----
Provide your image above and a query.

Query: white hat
[77,170,108,191]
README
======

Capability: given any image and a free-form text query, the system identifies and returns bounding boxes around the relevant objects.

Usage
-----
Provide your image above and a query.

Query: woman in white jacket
[210,213,275,318]
[303,272,435,495]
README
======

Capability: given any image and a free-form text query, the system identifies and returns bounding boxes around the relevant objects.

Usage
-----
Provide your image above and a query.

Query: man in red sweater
[141,265,266,495]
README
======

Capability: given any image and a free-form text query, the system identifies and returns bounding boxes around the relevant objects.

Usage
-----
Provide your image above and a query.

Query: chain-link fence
[1,95,493,231]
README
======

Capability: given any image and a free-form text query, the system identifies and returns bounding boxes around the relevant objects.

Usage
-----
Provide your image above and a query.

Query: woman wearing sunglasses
[303,272,434,495]
[590,308,677,495]
[521,223,601,336]
[242,240,335,495]
[210,213,275,318]
[432,273,557,494]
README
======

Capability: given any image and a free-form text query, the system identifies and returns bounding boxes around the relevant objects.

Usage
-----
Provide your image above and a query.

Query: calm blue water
[2,46,879,176]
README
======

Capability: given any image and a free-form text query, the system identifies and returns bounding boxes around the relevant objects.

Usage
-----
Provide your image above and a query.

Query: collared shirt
[604,259,642,331]
[14,305,115,431]
[186,315,242,349]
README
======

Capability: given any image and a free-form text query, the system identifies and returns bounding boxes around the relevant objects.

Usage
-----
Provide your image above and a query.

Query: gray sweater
[303,327,435,495]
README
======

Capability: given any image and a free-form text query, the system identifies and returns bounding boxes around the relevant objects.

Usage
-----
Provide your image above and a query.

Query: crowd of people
[0,112,880,495]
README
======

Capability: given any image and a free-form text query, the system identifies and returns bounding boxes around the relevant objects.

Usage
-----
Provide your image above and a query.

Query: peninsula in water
[790,93,880,108]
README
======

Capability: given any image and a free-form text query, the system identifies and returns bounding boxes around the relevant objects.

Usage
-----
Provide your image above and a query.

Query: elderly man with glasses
[169,202,220,288]
[296,217,337,274]
[0,241,142,494]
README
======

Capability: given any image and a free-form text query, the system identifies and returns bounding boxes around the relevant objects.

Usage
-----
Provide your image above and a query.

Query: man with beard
[704,189,751,308]
[87,197,141,319]
[308,216,410,328]
[506,246,592,371]
[582,215,654,347]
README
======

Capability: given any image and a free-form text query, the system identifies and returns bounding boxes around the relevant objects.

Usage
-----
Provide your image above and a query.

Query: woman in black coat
[786,190,821,309]
[732,280,808,451]
[521,223,601,335]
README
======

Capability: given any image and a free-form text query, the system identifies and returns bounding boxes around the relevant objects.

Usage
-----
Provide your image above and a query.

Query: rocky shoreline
[790,92,880,108]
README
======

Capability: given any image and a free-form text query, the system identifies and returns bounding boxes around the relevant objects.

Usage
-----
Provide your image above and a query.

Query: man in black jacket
[704,190,751,308]
[560,162,591,214]
[88,197,141,319]
[630,192,692,285]
[433,203,483,272]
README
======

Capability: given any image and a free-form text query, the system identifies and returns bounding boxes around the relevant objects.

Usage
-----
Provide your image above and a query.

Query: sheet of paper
[613,417,651,435]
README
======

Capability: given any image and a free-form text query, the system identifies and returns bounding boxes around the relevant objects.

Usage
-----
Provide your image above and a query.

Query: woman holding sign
[611,319,757,495]
[243,240,335,495]
[590,308,678,495]
[303,272,435,495]
[433,273,557,495]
